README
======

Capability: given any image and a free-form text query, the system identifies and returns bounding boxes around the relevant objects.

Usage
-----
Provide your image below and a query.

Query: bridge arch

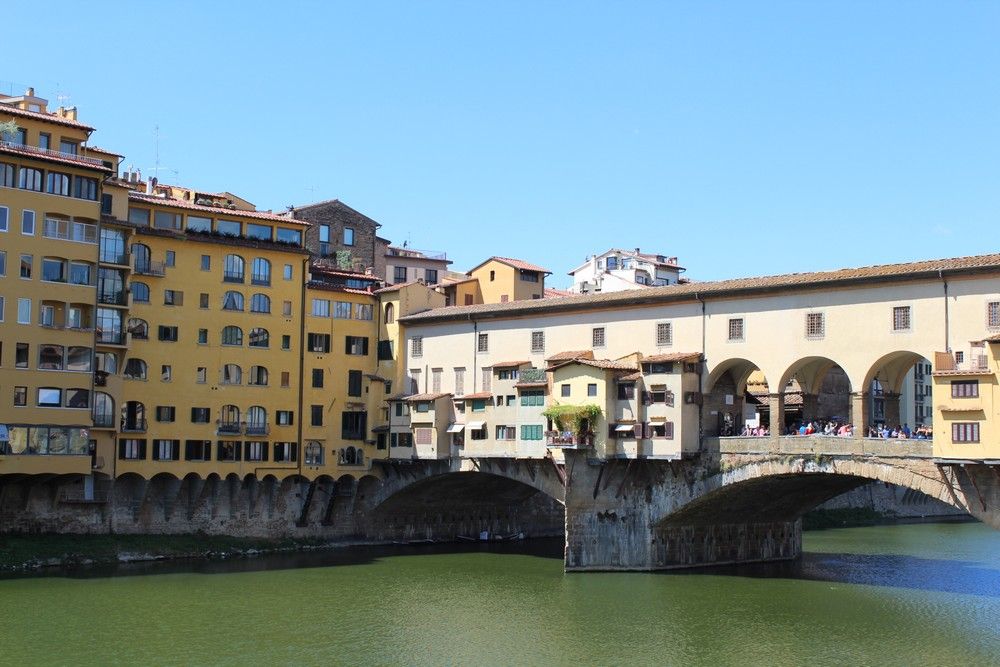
[654,456,999,530]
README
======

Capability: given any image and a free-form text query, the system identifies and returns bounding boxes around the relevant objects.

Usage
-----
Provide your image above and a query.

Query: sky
[5,1,999,286]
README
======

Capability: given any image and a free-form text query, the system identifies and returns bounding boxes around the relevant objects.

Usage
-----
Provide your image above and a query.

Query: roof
[306,281,373,296]
[490,360,531,369]
[0,142,111,172]
[373,280,428,294]
[549,358,639,372]
[618,372,643,381]
[545,350,595,362]
[514,381,548,389]
[290,198,381,229]
[642,352,702,363]
[385,393,413,401]
[544,287,574,298]
[461,391,493,400]
[128,192,308,224]
[83,145,123,157]
[931,369,995,377]
[401,253,1000,325]
[0,103,95,131]
[310,266,379,281]
[568,249,686,275]
[440,275,479,286]
[405,392,453,402]
[468,256,551,275]
[987,334,1000,343]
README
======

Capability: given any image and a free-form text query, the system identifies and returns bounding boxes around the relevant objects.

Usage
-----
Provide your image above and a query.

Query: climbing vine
[542,403,602,434]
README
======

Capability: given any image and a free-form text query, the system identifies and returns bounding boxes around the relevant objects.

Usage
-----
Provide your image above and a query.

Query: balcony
[95,329,127,346]
[98,290,128,307]
[121,419,147,433]
[387,246,448,261]
[245,424,270,436]
[100,251,130,266]
[217,421,242,435]
[545,432,594,449]
[223,271,244,284]
[92,412,114,427]
[0,139,106,166]
[133,259,166,277]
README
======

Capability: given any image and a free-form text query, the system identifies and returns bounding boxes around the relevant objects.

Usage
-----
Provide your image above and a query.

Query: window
[191,408,211,424]
[158,326,178,342]
[425,269,438,284]
[128,208,150,226]
[0,166,12,190]
[246,406,268,435]
[19,169,42,192]
[153,211,181,231]
[312,368,324,388]
[185,440,212,461]
[955,351,965,364]
[477,333,489,353]
[251,258,271,285]
[248,328,269,348]
[244,441,267,462]
[119,439,146,460]
[196,367,207,383]
[223,291,244,311]
[311,405,323,427]
[217,441,241,462]
[131,282,150,303]
[246,224,272,241]
[249,365,268,386]
[198,329,208,344]
[250,293,270,313]
[42,257,66,282]
[222,326,243,346]
[20,254,31,278]
[64,389,90,409]
[37,387,62,407]
[431,368,442,393]
[224,254,245,282]
[496,425,516,441]
[15,343,29,368]
[333,301,352,319]
[455,368,466,395]
[727,318,744,342]
[588,383,598,397]
[471,399,487,413]
[59,139,78,155]
[66,347,92,372]
[0,295,3,320]
[164,251,176,267]
[892,306,911,332]
[311,299,330,317]
[346,336,369,356]
[319,224,331,244]
[348,370,363,397]
[17,298,31,324]
[411,336,423,358]
[470,425,487,441]
[283,264,293,281]
[308,333,330,353]
[355,303,373,320]
[951,381,979,398]
[39,304,56,327]
[276,410,294,426]
[344,227,355,246]
[651,422,675,439]
[952,423,980,443]
[123,358,148,380]
[531,331,545,353]
[46,172,71,196]
[520,390,544,406]
[617,383,636,400]
[593,327,606,348]
[652,322,672,347]
[74,176,98,201]
[222,364,242,385]
[14,386,27,406]
[0,250,5,276]
[304,441,324,465]
[161,365,172,383]
[69,262,91,285]
[561,384,571,397]
[342,411,367,439]
[281,371,290,388]
[805,312,825,339]
[187,216,212,232]
[201,255,211,271]
[521,425,543,441]
[274,442,298,462]
[393,266,407,283]
[156,406,176,423]
[988,302,1000,329]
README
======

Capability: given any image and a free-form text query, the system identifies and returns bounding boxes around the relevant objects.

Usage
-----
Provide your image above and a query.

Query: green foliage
[542,403,602,433]
[335,250,354,269]
[0,119,20,141]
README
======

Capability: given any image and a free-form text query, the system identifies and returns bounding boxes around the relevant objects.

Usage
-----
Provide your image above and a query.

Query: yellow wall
[933,342,999,459]
[469,260,545,304]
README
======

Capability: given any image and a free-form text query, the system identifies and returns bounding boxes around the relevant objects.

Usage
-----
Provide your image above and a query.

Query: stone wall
[293,200,380,271]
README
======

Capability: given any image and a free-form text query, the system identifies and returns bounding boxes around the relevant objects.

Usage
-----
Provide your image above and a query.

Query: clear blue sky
[6,1,999,285]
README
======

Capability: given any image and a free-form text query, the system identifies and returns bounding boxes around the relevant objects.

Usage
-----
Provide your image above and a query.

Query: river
[2,522,999,666]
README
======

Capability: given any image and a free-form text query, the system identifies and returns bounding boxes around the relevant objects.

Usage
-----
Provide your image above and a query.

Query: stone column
[768,393,785,435]
[884,391,902,428]
[850,392,870,438]
[800,393,819,423]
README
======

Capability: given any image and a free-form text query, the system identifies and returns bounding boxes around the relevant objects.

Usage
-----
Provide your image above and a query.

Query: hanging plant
[542,403,602,434]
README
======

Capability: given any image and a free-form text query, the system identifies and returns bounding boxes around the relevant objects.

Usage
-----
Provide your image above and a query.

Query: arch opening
[864,351,934,439]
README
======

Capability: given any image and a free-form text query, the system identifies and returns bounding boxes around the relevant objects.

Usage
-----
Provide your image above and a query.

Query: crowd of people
[738,419,933,439]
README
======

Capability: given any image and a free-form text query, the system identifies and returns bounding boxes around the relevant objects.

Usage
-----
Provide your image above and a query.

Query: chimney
[146,177,157,195]
[635,247,640,254]
[25,87,34,97]
[65,106,77,121]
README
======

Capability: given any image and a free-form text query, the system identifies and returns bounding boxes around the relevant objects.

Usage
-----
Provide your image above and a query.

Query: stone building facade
[292,199,381,273]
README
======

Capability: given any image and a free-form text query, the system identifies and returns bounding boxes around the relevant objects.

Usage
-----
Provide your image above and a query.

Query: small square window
[587,383,598,397]
[165,250,176,267]
[199,293,209,309]
[805,312,824,339]
[656,322,672,347]
[282,335,291,350]
[727,318,744,342]
[198,329,208,344]
[530,331,545,353]
[592,327,606,348]
[201,255,211,271]
[561,384,571,397]
[892,306,911,332]
[283,264,293,281]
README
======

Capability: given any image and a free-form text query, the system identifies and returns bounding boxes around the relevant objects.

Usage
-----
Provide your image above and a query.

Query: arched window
[92,392,115,427]
[305,441,324,465]
[222,326,243,346]
[248,365,268,386]
[131,243,151,272]
[246,406,267,435]
[221,364,242,385]
[219,405,240,433]
[342,446,359,465]
[222,291,244,311]
[127,318,149,340]
[122,400,146,431]
[123,358,147,380]
[224,254,245,282]
[131,281,150,303]
[384,302,395,324]
[251,258,271,286]
[250,293,270,313]
[248,327,269,348]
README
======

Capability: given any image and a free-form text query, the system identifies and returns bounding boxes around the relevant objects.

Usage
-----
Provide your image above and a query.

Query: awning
[446,423,466,433]
[615,424,636,433]
[466,421,486,430]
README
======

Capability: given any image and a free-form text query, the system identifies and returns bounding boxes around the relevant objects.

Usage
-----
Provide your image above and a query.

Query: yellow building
[0,88,109,476]
[932,336,1000,460]
[461,256,550,305]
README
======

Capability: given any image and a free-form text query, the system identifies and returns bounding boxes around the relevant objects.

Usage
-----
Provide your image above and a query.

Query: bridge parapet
[709,435,933,459]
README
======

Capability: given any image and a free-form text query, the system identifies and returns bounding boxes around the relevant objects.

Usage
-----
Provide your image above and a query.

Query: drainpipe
[297,257,308,478]
[696,292,706,450]
[940,269,950,352]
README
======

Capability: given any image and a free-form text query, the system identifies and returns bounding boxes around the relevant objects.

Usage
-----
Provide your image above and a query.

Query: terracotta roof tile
[619,372,643,381]
[460,391,493,400]
[544,287,574,298]
[545,350,594,362]
[128,192,308,224]
[0,103,95,130]
[642,352,702,363]
[0,142,111,171]
[373,280,425,294]
[469,256,551,275]
[490,360,531,369]
[986,334,1000,343]
[405,392,453,402]
[514,381,548,389]
[386,393,413,401]
[401,253,1000,324]
[549,358,639,372]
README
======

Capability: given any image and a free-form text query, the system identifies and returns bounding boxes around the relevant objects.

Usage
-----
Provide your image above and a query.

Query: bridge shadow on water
[680,552,1000,598]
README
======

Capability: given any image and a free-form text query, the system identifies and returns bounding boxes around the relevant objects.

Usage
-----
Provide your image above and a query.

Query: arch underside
[374,471,564,513]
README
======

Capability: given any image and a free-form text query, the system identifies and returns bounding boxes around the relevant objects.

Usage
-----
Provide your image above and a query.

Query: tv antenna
[145,125,178,181]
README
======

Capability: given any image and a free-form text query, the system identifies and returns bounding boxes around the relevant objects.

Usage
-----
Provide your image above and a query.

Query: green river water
[2,522,999,666]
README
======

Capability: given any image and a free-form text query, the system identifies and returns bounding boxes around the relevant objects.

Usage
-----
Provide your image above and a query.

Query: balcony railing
[387,247,448,261]
[0,139,106,166]
[217,421,242,435]
[545,432,594,448]
[133,259,166,276]
[100,251,129,266]
[98,290,128,306]
[121,419,147,433]
[223,271,244,283]
[245,424,269,436]
[92,412,114,427]
[95,329,127,345]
